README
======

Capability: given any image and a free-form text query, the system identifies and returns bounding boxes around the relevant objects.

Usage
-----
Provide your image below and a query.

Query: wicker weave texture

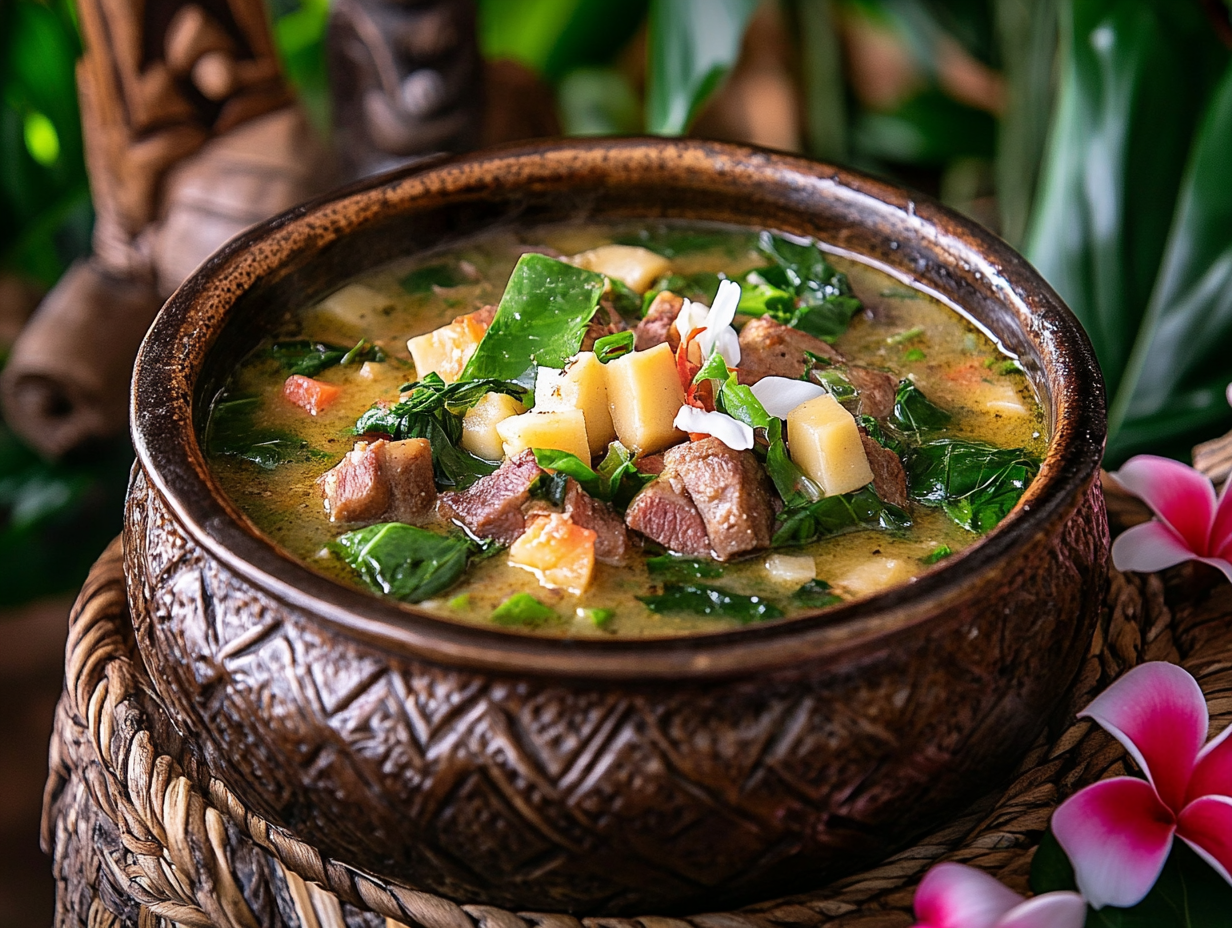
[41,482,1232,928]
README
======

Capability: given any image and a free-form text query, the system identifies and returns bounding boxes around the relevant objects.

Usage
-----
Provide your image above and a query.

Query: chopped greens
[458,254,606,385]
[579,607,614,629]
[268,338,385,377]
[401,263,470,294]
[857,415,904,455]
[646,271,722,307]
[614,228,747,258]
[905,440,1040,533]
[792,579,842,609]
[331,523,473,602]
[207,393,326,469]
[891,380,952,434]
[593,330,635,363]
[886,326,925,345]
[765,437,821,508]
[903,348,927,362]
[533,446,653,507]
[604,279,643,321]
[717,377,774,430]
[528,471,569,507]
[638,584,783,623]
[491,592,558,627]
[773,487,913,547]
[646,555,724,581]
[354,374,528,489]
[813,367,858,403]
[921,545,953,565]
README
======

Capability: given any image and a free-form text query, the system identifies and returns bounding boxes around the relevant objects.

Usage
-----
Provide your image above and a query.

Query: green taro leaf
[638,583,783,623]
[891,379,952,434]
[459,254,605,386]
[791,579,842,609]
[744,233,864,341]
[269,338,383,377]
[773,486,912,548]
[814,368,858,404]
[491,592,558,628]
[529,471,570,507]
[645,555,724,581]
[717,377,774,430]
[1109,60,1232,459]
[905,440,1040,534]
[594,330,635,363]
[331,523,472,602]
[765,438,821,509]
[207,394,325,469]
[533,446,653,507]
[645,0,760,135]
[1025,0,1229,453]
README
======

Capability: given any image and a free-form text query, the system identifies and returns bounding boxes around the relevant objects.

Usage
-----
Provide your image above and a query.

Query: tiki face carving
[328,0,482,178]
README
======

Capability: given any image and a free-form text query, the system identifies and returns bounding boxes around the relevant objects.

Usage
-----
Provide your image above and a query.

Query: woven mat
[39,479,1232,928]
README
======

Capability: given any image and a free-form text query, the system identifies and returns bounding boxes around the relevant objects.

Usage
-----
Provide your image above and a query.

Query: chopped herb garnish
[921,545,952,565]
[579,607,614,629]
[646,555,724,580]
[890,379,952,434]
[792,579,842,609]
[638,584,783,623]
[903,348,927,362]
[887,326,925,345]
[491,592,558,627]
[999,359,1024,375]
[448,594,471,610]
[773,487,913,547]
[268,338,383,377]
[905,440,1040,533]
[331,523,474,602]
[534,446,652,508]
[594,330,635,363]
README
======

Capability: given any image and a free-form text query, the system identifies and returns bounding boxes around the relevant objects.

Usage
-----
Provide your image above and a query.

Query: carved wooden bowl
[124,139,1108,916]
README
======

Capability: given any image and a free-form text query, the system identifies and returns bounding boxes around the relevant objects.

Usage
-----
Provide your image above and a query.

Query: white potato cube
[315,283,390,325]
[787,393,874,496]
[462,393,525,461]
[981,379,1030,417]
[764,554,817,586]
[535,353,617,455]
[497,409,591,462]
[604,343,686,455]
[407,313,487,383]
[569,244,671,293]
[836,558,916,598]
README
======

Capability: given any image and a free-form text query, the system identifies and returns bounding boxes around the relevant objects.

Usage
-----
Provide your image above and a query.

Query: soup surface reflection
[206,222,1046,637]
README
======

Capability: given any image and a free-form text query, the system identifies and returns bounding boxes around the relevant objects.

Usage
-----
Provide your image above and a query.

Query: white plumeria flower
[673,405,754,450]
[1226,381,1231,407]
[673,279,742,367]
[749,376,826,420]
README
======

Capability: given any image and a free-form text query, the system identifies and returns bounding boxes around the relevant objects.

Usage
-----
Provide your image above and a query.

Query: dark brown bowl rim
[130,137,1106,681]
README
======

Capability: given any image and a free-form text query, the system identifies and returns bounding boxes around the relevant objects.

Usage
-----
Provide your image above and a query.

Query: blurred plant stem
[795,0,848,162]
[993,0,1058,248]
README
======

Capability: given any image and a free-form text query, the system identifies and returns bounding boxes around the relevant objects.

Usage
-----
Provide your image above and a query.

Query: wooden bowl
[125,139,1108,915]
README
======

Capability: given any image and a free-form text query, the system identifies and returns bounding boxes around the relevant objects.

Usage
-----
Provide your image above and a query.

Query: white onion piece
[749,376,826,419]
[673,405,754,450]
[696,280,742,366]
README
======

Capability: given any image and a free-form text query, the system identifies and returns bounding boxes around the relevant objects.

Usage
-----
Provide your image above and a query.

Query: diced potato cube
[314,283,391,328]
[836,558,916,598]
[509,513,596,594]
[535,353,617,455]
[407,313,486,383]
[787,393,874,496]
[604,343,686,455]
[981,380,1030,417]
[497,409,591,462]
[462,392,525,461]
[764,554,817,586]
[568,244,671,293]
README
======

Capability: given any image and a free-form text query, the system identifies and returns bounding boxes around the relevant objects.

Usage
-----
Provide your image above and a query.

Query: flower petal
[994,893,1087,928]
[1078,661,1208,810]
[697,280,742,363]
[674,299,708,343]
[1111,521,1201,574]
[913,863,1023,928]
[1052,776,1176,909]
[1196,557,1232,585]
[1213,478,1232,558]
[1189,721,1232,803]
[1178,795,1232,886]
[750,377,826,419]
[1110,455,1217,553]
[672,406,754,450]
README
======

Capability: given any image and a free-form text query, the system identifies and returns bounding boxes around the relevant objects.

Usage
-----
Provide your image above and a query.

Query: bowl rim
[130,136,1106,681]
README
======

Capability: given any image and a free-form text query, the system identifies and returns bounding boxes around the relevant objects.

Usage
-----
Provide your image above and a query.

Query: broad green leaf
[905,440,1040,533]
[207,394,327,469]
[773,487,912,547]
[1025,0,1228,407]
[532,448,606,498]
[638,583,783,623]
[645,555,724,581]
[890,379,952,434]
[796,0,848,163]
[331,523,472,602]
[645,0,759,135]
[1109,60,1232,459]
[558,67,642,135]
[791,579,841,609]
[765,439,821,508]
[459,253,605,385]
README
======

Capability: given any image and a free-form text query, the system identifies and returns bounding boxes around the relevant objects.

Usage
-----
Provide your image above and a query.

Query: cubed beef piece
[848,366,898,418]
[859,428,908,508]
[663,438,775,560]
[580,314,627,352]
[563,480,631,566]
[736,316,844,384]
[625,475,712,559]
[317,438,436,524]
[637,453,666,475]
[437,449,543,544]
[633,291,685,351]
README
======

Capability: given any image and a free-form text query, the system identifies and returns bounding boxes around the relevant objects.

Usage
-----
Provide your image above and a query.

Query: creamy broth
[206,222,1046,637]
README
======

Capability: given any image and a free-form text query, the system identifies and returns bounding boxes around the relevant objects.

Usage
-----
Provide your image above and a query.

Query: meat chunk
[580,314,627,352]
[437,450,543,544]
[848,366,898,418]
[737,316,843,384]
[625,475,713,559]
[859,429,908,508]
[663,438,775,560]
[318,438,436,524]
[633,291,685,351]
[563,480,631,566]
[636,453,666,475]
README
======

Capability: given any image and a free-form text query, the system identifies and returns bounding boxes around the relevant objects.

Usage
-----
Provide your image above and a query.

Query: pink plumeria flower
[1109,455,1231,584]
[1052,662,1232,909]
[911,862,1085,928]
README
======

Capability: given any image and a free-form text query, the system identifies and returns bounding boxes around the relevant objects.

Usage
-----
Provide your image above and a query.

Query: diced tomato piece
[283,375,341,415]
[508,513,596,594]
